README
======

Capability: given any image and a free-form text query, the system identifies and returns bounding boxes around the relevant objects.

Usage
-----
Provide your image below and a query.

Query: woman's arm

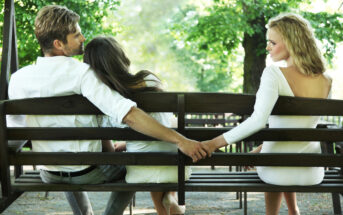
[204,67,280,154]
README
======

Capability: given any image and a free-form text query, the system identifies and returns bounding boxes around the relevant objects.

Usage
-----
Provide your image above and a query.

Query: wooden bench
[1,93,343,215]
[1,1,342,214]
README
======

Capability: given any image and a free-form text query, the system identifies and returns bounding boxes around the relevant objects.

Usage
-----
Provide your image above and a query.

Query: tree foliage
[170,0,343,92]
[0,0,120,67]
[110,0,207,91]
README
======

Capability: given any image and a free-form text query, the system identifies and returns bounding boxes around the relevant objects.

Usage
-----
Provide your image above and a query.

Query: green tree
[0,0,120,67]
[109,0,205,91]
[171,0,343,93]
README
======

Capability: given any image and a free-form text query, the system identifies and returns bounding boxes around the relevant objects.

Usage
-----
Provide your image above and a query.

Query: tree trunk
[242,16,267,94]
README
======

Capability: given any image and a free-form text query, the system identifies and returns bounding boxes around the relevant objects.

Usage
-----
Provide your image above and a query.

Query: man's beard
[68,43,83,56]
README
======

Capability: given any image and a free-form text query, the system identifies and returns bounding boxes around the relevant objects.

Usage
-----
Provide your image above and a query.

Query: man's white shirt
[8,56,136,172]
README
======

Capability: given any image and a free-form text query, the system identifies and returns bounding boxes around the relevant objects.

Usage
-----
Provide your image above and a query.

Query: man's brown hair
[34,5,80,54]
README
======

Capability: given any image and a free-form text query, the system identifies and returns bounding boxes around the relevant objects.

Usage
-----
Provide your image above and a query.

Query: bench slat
[11,182,178,192]
[9,152,343,167]
[6,94,343,115]
[190,174,343,179]
[187,178,343,183]
[7,127,343,142]
[185,183,343,192]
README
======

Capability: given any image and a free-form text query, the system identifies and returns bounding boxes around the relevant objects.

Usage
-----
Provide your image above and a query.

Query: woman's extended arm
[204,67,280,154]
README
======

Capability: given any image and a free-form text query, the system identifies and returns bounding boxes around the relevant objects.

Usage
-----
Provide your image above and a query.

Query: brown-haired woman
[84,36,189,215]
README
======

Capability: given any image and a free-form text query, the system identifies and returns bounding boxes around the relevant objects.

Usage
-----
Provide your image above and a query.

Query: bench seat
[12,170,343,193]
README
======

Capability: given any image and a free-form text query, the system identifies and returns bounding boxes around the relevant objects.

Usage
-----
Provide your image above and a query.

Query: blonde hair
[267,13,325,75]
[35,5,80,54]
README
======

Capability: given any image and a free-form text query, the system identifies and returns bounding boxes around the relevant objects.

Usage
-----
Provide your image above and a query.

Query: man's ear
[52,39,64,51]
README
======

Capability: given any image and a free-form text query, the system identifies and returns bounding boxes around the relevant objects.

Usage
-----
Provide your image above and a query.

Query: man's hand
[177,138,210,162]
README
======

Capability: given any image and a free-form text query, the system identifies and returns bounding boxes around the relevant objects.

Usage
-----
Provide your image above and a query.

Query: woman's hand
[245,144,263,171]
[202,135,228,157]
[177,138,210,163]
[114,141,127,152]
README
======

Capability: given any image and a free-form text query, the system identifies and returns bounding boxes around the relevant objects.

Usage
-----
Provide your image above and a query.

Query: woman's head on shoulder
[266,13,325,76]
[84,36,161,98]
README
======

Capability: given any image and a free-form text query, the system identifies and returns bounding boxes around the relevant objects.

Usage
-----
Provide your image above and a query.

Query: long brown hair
[84,36,162,98]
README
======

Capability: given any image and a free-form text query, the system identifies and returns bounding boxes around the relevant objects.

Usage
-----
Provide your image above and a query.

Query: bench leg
[332,192,342,215]
[14,165,22,178]
[0,191,23,213]
[129,199,133,215]
[244,192,248,215]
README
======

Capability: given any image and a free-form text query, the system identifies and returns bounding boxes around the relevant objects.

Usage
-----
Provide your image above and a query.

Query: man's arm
[80,70,209,161]
[123,107,210,162]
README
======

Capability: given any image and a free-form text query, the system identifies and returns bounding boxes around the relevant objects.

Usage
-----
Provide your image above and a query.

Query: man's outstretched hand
[177,138,211,162]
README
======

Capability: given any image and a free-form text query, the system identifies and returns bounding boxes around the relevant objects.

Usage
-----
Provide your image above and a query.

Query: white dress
[100,74,191,183]
[223,65,330,185]
[125,112,191,183]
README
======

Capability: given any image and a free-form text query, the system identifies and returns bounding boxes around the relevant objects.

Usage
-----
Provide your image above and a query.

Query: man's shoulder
[10,64,36,80]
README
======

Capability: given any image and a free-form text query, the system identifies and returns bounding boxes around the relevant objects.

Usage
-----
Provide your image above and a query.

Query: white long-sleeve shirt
[8,56,136,172]
[223,65,329,185]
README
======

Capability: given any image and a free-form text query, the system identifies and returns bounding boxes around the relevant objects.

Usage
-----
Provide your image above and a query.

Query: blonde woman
[204,13,331,215]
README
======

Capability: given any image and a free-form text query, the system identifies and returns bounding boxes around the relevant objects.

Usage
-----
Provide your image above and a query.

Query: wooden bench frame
[0,93,343,214]
[1,1,342,214]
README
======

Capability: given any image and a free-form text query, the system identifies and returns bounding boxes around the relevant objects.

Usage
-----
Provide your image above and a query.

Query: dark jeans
[40,165,135,215]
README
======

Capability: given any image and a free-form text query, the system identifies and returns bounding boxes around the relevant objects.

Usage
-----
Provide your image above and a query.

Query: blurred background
[1,0,342,96]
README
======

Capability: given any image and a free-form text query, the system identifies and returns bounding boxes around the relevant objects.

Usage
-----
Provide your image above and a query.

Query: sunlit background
[0,0,342,96]
[106,0,343,96]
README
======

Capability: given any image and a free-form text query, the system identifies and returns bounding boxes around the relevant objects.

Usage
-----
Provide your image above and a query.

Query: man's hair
[34,5,80,54]
[267,13,325,76]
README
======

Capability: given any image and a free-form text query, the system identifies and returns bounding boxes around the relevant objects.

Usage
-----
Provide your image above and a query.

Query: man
[8,5,209,215]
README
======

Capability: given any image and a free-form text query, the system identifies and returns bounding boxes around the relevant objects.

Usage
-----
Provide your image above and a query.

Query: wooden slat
[185,183,343,192]
[8,152,343,167]
[190,174,342,180]
[184,93,343,115]
[7,127,343,141]
[5,93,343,116]
[193,153,343,167]
[11,182,178,192]
[11,174,343,193]
[185,128,343,142]
[5,93,178,115]
[9,152,178,165]
[187,178,343,184]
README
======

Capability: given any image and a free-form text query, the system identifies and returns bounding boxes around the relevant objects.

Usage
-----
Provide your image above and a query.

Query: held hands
[202,135,228,157]
[177,138,211,163]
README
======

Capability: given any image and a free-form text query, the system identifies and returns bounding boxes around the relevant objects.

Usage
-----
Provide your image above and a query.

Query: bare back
[280,67,332,99]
